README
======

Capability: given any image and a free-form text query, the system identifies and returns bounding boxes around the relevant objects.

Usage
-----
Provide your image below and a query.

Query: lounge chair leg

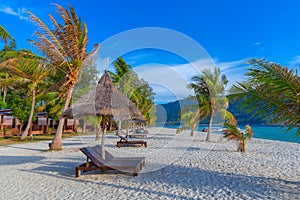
[75,167,80,177]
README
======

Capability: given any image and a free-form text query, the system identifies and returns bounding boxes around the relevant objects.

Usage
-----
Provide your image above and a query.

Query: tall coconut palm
[188,67,229,141]
[230,59,300,136]
[0,52,48,140]
[27,4,99,150]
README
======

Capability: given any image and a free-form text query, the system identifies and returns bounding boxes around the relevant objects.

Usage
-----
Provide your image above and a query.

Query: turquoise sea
[161,125,300,143]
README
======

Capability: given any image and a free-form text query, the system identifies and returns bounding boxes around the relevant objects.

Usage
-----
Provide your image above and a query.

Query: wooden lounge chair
[75,145,145,177]
[126,129,148,138]
[117,134,147,148]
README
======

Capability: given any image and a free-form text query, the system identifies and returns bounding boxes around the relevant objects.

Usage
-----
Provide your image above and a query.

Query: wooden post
[0,115,3,132]
[45,117,49,134]
[118,120,121,135]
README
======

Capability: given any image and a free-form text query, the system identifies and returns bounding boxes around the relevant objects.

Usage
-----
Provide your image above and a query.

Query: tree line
[0,4,155,150]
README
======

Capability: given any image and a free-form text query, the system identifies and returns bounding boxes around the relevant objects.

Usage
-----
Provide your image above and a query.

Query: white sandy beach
[0,127,299,200]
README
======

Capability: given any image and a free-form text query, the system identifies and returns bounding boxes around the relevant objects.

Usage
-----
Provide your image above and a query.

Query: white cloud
[125,53,153,65]
[218,59,248,90]
[132,58,248,103]
[288,55,300,67]
[0,6,29,21]
[253,42,261,46]
[134,63,194,103]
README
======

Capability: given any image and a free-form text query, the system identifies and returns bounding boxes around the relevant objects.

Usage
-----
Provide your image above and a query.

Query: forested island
[155,96,270,126]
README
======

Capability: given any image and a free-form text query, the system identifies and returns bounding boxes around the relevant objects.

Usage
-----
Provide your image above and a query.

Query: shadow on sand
[0,155,45,165]
[19,156,300,199]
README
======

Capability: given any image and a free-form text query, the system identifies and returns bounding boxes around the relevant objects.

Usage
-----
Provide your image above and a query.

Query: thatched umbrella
[64,72,144,121]
[63,71,145,158]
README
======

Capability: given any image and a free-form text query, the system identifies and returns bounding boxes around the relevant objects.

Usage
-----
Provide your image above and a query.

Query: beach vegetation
[6,88,32,135]
[229,59,300,136]
[110,57,156,126]
[0,51,49,140]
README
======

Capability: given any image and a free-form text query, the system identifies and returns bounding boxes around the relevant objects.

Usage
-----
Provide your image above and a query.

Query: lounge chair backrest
[92,145,114,161]
[80,146,104,167]
[117,134,128,142]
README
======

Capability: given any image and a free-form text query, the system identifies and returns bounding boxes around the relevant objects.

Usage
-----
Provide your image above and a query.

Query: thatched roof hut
[63,72,145,121]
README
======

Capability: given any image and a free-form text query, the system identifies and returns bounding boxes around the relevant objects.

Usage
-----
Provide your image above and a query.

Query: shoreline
[0,127,299,199]
[157,125,300,144]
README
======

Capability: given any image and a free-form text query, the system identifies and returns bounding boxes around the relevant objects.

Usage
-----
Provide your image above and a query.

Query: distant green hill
[155,96,269,125]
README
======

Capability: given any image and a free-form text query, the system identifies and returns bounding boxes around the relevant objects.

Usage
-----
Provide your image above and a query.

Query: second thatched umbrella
[63,71,145,158]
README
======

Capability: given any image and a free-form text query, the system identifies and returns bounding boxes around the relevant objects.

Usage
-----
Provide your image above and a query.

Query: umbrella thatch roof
[63,72,145,121]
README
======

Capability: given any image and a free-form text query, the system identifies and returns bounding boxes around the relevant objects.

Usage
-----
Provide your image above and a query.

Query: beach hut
[29,112,48,135]
[63,71,144,158]
[0,109,13,136]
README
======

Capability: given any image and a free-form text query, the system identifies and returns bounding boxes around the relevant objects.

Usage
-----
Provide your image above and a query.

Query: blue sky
[1,0,300,103]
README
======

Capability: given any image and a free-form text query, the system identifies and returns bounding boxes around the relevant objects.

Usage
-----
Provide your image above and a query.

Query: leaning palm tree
[230,59,300,136]
[27,4,99,150]
[0,52,48,140]
[188,67,229,141]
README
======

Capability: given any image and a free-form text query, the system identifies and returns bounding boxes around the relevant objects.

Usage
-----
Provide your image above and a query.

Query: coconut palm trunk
[240,132,246,152]
[20,89,36,140]
[206,110,214,141]
[190,120,198,137]
[18,122,23,136]
[50,85,75,150]
[3,86,7,103]
[190,129,194,137]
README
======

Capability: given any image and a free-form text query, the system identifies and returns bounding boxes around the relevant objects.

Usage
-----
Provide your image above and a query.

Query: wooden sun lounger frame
[75,145,145,177]
[117,135,147,148]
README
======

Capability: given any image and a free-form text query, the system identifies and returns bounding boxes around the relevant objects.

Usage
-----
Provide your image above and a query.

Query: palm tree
[176,111,199,136]
[0,72,16,103]
[0,25,15,47]
[27,4,98,150]
[110,57,139,98]
[0,52,48,140]
[177,95,236,137]
[230,59,300,136]
[223,123,253,152]
[188,67,229,141]
[110,57,156,126]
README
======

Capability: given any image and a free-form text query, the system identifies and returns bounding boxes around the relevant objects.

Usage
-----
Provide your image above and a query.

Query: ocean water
[161,125,300,143]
